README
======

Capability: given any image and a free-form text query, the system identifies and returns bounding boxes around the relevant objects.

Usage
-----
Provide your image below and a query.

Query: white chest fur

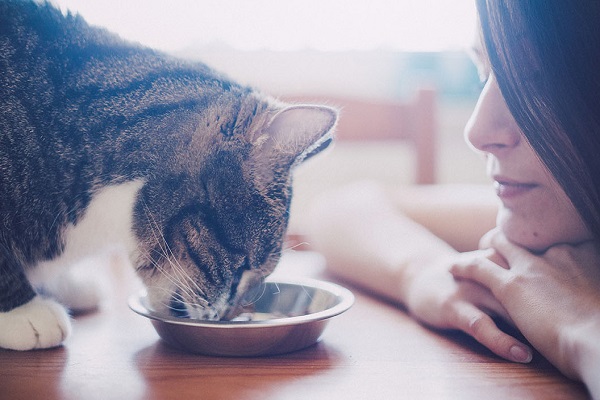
[1,180,146,350]
[29,179,144,280]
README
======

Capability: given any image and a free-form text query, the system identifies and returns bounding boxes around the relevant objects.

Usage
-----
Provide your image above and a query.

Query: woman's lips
[493,179,537,199]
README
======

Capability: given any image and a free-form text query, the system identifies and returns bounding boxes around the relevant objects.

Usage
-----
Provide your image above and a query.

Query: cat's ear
[260,105,338,165]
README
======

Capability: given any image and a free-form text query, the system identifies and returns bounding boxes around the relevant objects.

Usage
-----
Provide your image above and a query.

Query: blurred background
[54,0,490,231]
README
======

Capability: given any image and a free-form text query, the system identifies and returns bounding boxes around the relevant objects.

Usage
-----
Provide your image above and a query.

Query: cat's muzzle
[167,270,265,321]
[222,270,266,320]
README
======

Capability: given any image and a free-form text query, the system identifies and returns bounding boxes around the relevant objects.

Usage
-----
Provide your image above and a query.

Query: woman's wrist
[399,250,461,314]
[561,316,600,397]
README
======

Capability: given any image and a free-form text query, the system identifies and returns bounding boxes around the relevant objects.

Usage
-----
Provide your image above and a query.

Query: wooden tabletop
[0,251,590,400]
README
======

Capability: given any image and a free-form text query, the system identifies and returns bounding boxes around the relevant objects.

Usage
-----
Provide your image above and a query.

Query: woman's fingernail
[510,345,533,363]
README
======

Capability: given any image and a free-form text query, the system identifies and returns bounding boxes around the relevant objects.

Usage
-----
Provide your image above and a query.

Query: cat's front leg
[0,296,71,350]
[1,258,71,350]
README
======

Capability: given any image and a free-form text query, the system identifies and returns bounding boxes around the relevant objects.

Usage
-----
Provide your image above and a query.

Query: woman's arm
[388,183,498,252]
[308,182,498,297]
[570,318,600,399]
[307,182,531,362]
[307,182,458,304]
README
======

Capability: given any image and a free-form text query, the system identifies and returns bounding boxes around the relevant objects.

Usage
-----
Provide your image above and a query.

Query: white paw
[0,296,72,350]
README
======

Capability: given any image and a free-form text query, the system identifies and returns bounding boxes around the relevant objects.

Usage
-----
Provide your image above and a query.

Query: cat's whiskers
[142,251,211,311]
[163,252,208,305]
[282,242,310,253]
[149,225,208,301]
[148,250,222,319]
[140,249,185,292]
[158,235,207,298]
[141,201,211,311]
[143,285,208,314]
[151,250,197,299]
[137,243,199,304]
[240,281,268,307]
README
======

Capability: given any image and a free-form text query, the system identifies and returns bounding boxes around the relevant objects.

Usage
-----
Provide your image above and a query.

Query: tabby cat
[0,0,337,350]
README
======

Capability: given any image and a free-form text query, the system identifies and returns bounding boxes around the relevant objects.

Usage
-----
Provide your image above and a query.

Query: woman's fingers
[487,230,535,267]
[455,279,513,323]
[478,228,498,249]
[450,256,509,294]
[451,300,532,363]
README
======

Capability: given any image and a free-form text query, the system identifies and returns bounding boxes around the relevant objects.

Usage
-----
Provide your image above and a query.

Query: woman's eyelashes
[467,46,492,88]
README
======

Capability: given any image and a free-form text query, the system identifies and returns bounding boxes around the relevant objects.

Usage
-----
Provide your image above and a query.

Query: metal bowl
[128,278,354,357]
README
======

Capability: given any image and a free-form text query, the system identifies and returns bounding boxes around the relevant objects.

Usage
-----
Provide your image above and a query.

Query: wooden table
[0,251,590,400]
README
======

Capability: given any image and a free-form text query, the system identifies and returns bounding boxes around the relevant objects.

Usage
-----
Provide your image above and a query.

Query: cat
[0,0,337,351]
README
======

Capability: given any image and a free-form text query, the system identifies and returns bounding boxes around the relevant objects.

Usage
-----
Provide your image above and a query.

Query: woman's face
[464,65,593,252]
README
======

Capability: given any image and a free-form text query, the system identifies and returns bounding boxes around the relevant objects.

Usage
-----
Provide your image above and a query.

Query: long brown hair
[476,0,600,239]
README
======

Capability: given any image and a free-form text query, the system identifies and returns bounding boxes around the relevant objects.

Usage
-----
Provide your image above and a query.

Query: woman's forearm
[307,183,457,305]
[388,184,498,252]
[569,318,600,399]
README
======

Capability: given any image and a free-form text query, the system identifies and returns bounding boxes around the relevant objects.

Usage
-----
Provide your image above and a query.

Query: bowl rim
[128,277,354,329]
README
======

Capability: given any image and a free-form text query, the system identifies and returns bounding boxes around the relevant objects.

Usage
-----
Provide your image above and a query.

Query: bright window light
[53,0,477,52]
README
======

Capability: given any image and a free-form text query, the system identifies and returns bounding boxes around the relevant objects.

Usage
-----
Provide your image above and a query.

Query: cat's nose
[223,273,265,320]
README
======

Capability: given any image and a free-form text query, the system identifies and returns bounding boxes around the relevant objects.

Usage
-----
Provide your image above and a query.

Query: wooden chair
[282,87,437,184]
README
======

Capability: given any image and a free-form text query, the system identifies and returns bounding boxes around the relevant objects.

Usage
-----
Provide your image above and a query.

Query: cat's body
[0,0,336,350]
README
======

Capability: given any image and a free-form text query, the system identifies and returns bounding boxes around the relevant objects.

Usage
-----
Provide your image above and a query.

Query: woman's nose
[464,75,521,154]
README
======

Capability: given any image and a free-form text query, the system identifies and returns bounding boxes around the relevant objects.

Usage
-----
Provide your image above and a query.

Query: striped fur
[0,0,336,348]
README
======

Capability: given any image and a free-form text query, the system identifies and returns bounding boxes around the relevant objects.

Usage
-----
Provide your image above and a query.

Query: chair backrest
[282,87,437,184]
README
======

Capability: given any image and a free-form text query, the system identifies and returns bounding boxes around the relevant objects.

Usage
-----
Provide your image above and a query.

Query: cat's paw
[0,296,72,350]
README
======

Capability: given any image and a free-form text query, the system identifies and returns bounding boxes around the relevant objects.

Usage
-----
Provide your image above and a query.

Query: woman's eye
[478,71,491,88]
[467,45,492,89]
[475,60,491,86]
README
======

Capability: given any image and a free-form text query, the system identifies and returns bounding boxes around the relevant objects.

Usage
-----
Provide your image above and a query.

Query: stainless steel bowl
[128,278,354,357]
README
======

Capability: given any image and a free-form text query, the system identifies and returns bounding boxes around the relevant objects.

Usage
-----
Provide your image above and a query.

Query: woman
[307,0,600,397]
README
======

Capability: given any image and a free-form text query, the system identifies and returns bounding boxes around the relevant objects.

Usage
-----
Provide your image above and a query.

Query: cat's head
[135,93,336,320]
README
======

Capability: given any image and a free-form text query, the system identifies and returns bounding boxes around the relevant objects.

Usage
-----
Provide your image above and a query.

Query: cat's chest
[34,179,144,272]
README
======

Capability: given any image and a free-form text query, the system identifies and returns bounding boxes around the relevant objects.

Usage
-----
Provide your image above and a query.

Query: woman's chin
[497,215,591,254]
[504,233,549,253]
[497,214,552,253]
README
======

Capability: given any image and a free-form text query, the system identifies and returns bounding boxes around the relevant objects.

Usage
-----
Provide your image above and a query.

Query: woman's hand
[450,228,600,379]
[309,182,533,364]
[404,250,533,363]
